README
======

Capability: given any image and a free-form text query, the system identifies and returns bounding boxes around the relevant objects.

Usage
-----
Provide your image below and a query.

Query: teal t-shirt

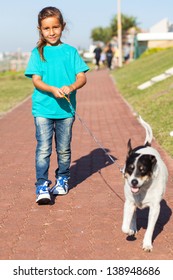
[25,44,89,118]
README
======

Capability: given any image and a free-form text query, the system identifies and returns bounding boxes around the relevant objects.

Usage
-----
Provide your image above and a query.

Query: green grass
[112,47,173,157]
[0,71,33,115]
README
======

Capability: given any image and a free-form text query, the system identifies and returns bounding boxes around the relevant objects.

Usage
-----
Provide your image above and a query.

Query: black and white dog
[122,116,168,251]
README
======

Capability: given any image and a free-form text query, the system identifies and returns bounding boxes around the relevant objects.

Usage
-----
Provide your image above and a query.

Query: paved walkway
[0,69,173,260]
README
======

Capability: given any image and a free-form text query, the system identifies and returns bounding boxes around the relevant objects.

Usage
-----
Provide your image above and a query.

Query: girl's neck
[46,40,63,47]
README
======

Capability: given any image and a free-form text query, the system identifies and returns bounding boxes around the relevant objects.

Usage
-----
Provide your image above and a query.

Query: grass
[0,71,33,115]
[112,47,173,157]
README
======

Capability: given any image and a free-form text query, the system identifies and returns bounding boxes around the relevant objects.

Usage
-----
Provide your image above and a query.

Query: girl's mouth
[49,37,56,40]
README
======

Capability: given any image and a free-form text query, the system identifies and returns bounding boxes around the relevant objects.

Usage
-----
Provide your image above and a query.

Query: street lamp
[117,0,122,67]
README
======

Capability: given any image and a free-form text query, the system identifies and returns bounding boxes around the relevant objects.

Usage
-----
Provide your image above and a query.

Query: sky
[1,0,173,52]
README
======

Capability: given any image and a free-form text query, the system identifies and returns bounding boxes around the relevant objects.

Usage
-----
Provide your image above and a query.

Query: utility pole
[117,0,123,67]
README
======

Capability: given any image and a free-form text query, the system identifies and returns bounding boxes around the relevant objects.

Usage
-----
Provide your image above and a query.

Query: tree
[110,14,139,36]
[91,14,140,43]
[91,27,112,44]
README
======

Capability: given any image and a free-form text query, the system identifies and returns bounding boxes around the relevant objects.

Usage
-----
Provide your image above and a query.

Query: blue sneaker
[50,176,69,195]
[36,181,51,204]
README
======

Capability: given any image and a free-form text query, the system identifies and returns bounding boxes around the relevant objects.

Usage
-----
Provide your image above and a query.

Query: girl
[25,6,89,204]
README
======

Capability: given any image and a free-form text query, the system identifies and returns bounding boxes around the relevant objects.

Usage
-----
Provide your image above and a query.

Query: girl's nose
[50,28,54,35]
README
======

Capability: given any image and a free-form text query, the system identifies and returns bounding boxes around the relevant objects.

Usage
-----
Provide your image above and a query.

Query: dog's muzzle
[130,179,140,194]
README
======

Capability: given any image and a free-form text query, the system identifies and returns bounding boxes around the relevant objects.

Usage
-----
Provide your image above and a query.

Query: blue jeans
[34,117,75,187]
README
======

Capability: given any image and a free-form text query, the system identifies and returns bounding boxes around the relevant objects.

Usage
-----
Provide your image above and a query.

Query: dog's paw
[128,229,137,236]
[122,225,129,234]
[142,243,153,252]
[122,226,137,236]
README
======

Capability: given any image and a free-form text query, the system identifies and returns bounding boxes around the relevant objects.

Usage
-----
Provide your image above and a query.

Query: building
[135,18,173,58]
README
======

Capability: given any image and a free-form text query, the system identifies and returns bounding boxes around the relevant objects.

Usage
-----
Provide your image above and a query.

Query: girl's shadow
[69,148,117,190]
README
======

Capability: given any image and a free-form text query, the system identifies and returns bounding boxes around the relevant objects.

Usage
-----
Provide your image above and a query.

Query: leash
[63,94,124,175]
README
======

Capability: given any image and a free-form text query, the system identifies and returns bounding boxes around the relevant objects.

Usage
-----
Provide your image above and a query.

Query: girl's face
[39,16,65,46]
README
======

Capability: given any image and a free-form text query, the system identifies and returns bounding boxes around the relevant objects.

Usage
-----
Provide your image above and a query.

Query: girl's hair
[37,6,65,60]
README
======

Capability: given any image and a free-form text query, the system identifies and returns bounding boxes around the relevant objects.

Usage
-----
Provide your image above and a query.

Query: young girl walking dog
[25,6,89,204]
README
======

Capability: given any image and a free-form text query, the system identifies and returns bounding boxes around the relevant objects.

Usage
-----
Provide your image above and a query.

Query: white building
[135,18,173,57]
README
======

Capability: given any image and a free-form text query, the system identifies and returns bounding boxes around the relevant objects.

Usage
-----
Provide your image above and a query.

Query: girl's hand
[61,85,74,95]
[50,86,65,99]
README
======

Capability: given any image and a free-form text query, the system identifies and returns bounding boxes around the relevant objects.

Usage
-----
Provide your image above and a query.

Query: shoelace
[50,177,68,193]
[36,185,49,194]
[57,177,68,186]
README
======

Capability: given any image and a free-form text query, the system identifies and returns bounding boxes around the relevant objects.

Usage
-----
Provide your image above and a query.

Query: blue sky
[1,0,173,52]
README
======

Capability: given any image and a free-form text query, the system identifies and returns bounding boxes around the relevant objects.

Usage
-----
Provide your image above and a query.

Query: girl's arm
[61,72,87,95]
[32,75,65,99]
[32,72,87,98]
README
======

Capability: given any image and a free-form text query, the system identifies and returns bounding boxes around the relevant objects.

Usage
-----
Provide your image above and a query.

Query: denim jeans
[34,117,75,186]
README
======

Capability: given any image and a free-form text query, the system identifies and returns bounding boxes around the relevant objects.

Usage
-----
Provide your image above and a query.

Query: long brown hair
[37,6,65,61]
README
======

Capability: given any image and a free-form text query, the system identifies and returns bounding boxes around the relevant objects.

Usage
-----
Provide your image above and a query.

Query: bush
[141,47,167,57]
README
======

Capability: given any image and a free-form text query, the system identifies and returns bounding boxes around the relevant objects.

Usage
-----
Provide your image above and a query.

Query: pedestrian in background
[25,6,89,204]
[93,44,102,70]
[123,42,130,64]
[105,43,114,69]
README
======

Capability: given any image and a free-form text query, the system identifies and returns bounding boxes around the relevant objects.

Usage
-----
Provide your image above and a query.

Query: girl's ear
[62,22,66,31]
[37,26,43,37]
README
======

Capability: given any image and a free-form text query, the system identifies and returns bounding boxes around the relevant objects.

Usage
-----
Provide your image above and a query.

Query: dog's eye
[139,165,146,174]
[127,164,134,174]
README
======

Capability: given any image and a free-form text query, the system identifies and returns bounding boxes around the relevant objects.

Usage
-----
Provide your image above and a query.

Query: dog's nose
[131,179,138,186]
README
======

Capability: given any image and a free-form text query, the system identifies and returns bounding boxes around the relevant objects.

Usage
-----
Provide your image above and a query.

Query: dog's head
[124,139,157,194]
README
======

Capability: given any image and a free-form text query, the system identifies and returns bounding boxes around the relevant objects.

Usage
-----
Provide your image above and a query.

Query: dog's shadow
[135,199,172,242]
[69,148,117,190]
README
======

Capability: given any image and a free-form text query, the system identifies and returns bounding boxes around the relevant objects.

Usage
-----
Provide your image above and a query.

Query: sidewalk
[0,68,173,260]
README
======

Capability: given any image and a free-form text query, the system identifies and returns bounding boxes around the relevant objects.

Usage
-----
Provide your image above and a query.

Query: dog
[122,116,168,251]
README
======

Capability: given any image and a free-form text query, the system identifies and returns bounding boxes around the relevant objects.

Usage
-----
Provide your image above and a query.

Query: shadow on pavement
[69,148,117,190]
[136,199,172,242]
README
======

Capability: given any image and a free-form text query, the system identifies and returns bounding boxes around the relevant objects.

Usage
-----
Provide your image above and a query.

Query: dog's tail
[138,116,153,145]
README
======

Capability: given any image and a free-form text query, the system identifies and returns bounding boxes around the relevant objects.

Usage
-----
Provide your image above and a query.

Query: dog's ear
[150,155,158,177]
[144,141,151,147]
[127,139,133,156]
[150,155,157,169]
